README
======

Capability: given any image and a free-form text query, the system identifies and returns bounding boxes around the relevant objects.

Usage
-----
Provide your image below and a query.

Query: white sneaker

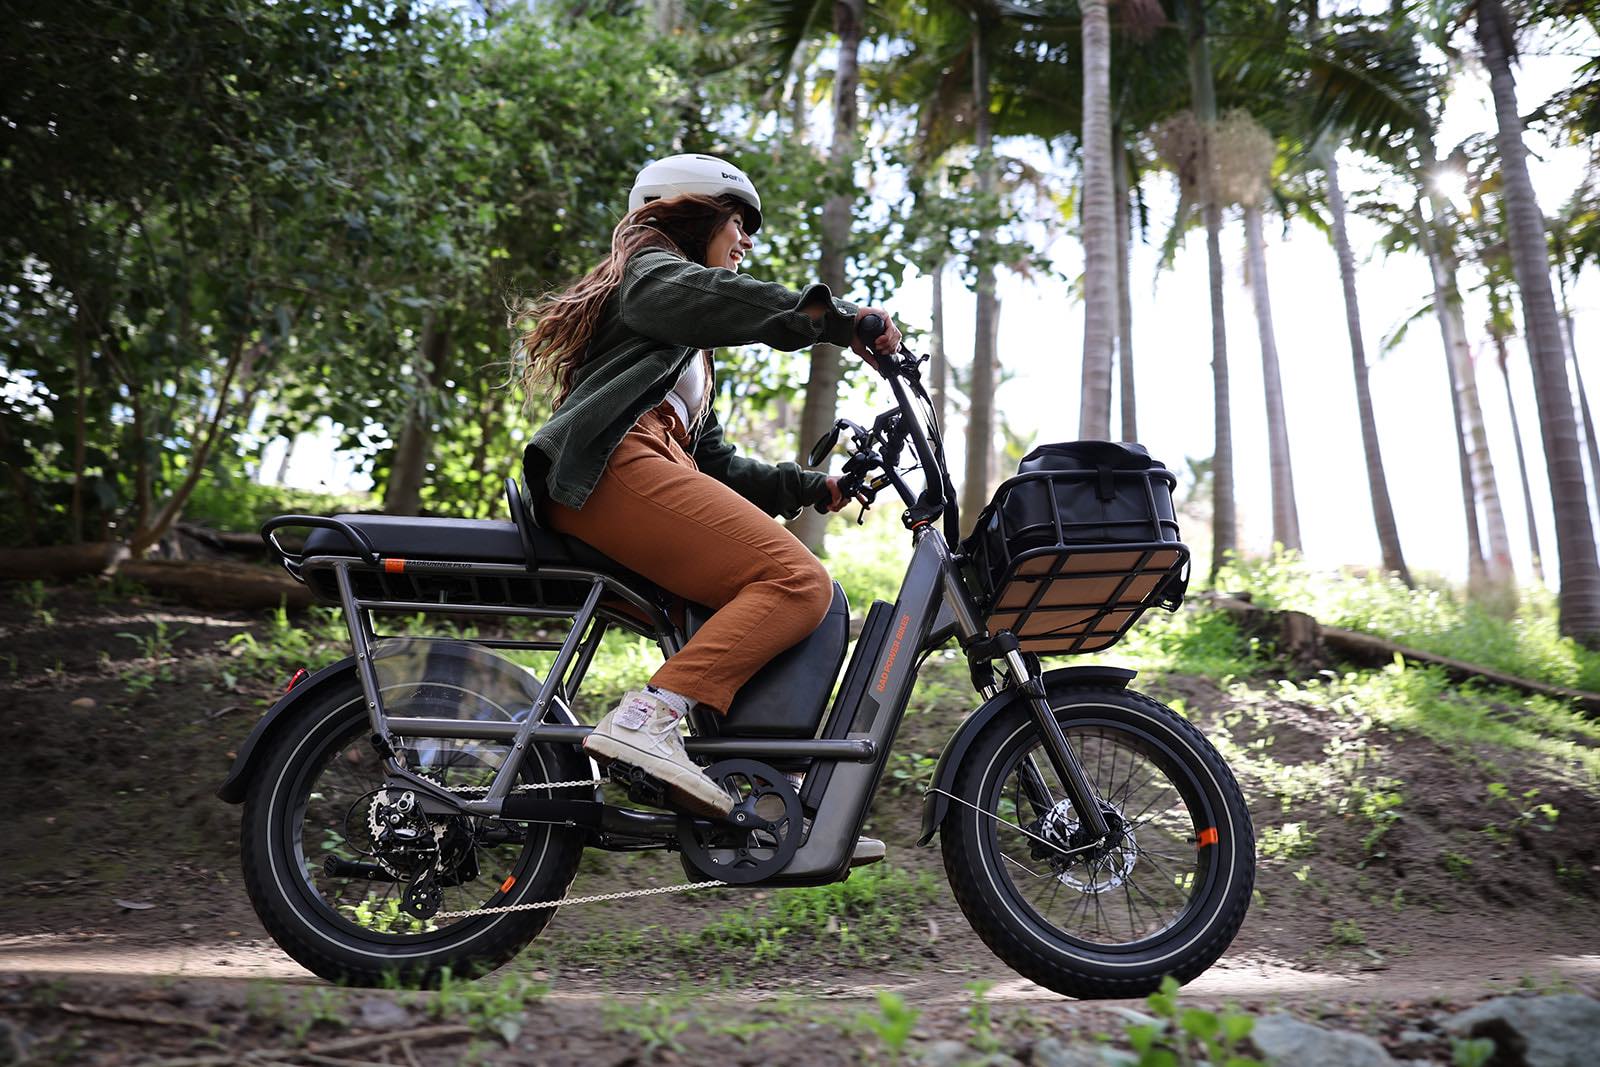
[851,836,886,867]
[583,691,733,818]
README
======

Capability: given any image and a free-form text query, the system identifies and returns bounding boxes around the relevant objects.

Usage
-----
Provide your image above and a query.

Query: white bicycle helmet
[628,153,763,234]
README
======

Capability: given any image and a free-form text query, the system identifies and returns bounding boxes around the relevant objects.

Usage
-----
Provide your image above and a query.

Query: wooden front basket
[980,542,1190,654]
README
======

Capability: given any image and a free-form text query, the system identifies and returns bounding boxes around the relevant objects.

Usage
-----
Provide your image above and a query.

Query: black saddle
[300,514,617,573]
[298,478,663,602]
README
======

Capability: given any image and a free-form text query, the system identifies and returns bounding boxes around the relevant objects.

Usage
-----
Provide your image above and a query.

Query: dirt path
[4,924,1595,1007]
[5,587,1600,1064]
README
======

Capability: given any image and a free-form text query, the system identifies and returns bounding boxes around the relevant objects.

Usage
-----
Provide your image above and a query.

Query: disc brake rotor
[678,760,801,885]
[1031,800,1138,893]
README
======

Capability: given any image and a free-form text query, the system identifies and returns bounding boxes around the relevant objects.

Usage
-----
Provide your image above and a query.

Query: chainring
[677,759,801,885]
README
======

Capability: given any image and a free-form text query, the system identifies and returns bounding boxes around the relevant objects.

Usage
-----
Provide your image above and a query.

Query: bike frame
[273,357,1111,884]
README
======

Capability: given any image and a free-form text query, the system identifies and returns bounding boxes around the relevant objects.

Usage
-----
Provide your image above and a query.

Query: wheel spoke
[985,724,1204,948]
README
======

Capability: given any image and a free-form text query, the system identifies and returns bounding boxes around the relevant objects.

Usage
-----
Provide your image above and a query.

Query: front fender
[916,665,1137,845]
[217,657,360,804]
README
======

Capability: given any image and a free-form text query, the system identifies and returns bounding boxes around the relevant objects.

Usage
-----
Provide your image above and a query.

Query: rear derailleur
[324,782,483,920]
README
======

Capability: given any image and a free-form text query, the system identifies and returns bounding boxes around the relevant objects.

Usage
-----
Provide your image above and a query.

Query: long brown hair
[513,193,744,407]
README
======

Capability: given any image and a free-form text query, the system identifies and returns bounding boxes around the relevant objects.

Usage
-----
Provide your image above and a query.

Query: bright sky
[887,45,1599,587]
[266,30,1599,589]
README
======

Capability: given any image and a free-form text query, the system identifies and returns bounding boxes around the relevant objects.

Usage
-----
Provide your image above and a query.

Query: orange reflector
[1196,828,1219,848]
[383,558,406,573]
[499,875,516,894]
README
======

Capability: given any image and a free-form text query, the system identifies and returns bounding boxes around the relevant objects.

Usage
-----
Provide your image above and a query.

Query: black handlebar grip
[856,313,886,342]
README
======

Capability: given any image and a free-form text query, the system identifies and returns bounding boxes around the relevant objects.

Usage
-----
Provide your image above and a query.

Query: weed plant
[1126,975,1262,1067]
[690,864,939,963]
[1105,606,1268,681]
[854,989,919,1061]
[529,865,939,976]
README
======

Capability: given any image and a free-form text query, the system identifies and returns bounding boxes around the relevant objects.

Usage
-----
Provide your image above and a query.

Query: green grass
[1100,605,1268,681]
[183,479,372,534]
[1266,661,1600,784]
[823,513,910,610]
[525,864,940,975]
[1218,548,1600,692]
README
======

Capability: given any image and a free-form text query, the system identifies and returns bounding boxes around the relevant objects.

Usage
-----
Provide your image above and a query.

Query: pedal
[608,761,669,809]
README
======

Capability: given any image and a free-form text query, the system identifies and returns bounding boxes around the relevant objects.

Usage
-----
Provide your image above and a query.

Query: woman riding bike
[515,153,901,826]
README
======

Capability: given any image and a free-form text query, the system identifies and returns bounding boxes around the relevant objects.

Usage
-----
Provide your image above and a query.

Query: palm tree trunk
[652,0,682,36]
[71,307,90,544]
[1561,309,1600,529]
[1417,210,1488,590]
[1494,320,1545,583]
[1114,138,1138,441]
[1243,204,1301,551]
[1324,151,1411,586]
[1479,0,1600,644]
[1078,0,1115,440]
[931,259,949,429]
[274,433,297,485]
[1418,200,1514,592]
[791,0,864,554]
[1185,0,1234,582]
[962,15,1000,539]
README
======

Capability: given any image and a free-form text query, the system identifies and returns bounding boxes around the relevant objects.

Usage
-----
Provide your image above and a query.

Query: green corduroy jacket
[524,248,860,520]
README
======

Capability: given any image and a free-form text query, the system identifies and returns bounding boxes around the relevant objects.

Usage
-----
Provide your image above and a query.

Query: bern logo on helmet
[721,171,744,183]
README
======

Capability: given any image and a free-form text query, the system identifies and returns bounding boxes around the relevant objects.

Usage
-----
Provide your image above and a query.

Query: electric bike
[219,316,1255,997]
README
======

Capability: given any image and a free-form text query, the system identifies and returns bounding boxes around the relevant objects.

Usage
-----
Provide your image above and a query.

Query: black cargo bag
[960,441,1190,654]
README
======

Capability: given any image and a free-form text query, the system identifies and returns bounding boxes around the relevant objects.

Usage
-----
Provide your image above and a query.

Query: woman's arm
[619,250,858,352]
[693,408,830,520]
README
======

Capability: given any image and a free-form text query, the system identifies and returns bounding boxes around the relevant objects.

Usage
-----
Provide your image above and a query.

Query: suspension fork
[1002,648,1110,841]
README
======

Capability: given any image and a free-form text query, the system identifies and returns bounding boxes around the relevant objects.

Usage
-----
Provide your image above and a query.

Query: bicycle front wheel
[941,685,1254,998]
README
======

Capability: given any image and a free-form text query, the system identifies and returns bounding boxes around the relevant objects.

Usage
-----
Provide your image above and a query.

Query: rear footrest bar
[384,717,876,762]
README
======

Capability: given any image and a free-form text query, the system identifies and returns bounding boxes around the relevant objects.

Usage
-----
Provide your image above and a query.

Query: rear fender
[215,649,582,804]
[217,657,360,804]
[916,665,1136,845]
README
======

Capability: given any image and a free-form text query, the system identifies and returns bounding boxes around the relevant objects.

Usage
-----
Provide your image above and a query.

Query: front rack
[979,542,1190,655]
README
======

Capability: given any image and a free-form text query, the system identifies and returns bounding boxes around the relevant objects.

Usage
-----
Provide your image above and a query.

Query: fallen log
[117,559,312,612]
[177,522,274,555]
[0,542,129,580]
[1198,592,1600,715]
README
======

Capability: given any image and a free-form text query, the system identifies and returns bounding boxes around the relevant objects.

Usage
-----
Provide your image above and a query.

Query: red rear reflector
[1197,827,1219,848]
[383,558,406,573]
[285,668,309,693]
[499,876,516,894]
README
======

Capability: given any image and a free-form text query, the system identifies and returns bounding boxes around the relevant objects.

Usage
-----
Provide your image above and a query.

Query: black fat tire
[239,675,587,987]
[941,685,1254,999]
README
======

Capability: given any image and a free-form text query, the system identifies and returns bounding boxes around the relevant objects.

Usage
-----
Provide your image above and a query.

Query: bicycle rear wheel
[240,667,587,986]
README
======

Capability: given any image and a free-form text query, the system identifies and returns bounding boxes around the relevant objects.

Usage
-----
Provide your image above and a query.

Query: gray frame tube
[779,525,957,879]
[482,578,605,804]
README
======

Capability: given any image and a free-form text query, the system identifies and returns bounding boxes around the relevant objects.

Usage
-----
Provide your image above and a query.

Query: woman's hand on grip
[851,307,901,368]
[821,476,852,513]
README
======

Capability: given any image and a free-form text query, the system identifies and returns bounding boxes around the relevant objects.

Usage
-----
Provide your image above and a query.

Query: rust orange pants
[544,407,832,713]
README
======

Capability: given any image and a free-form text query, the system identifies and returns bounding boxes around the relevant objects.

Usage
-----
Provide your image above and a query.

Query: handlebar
[809,311,959,541]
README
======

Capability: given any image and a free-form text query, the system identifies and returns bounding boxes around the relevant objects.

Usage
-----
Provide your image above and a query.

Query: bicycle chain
[435,878,728,919]
[406,778,731,919]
